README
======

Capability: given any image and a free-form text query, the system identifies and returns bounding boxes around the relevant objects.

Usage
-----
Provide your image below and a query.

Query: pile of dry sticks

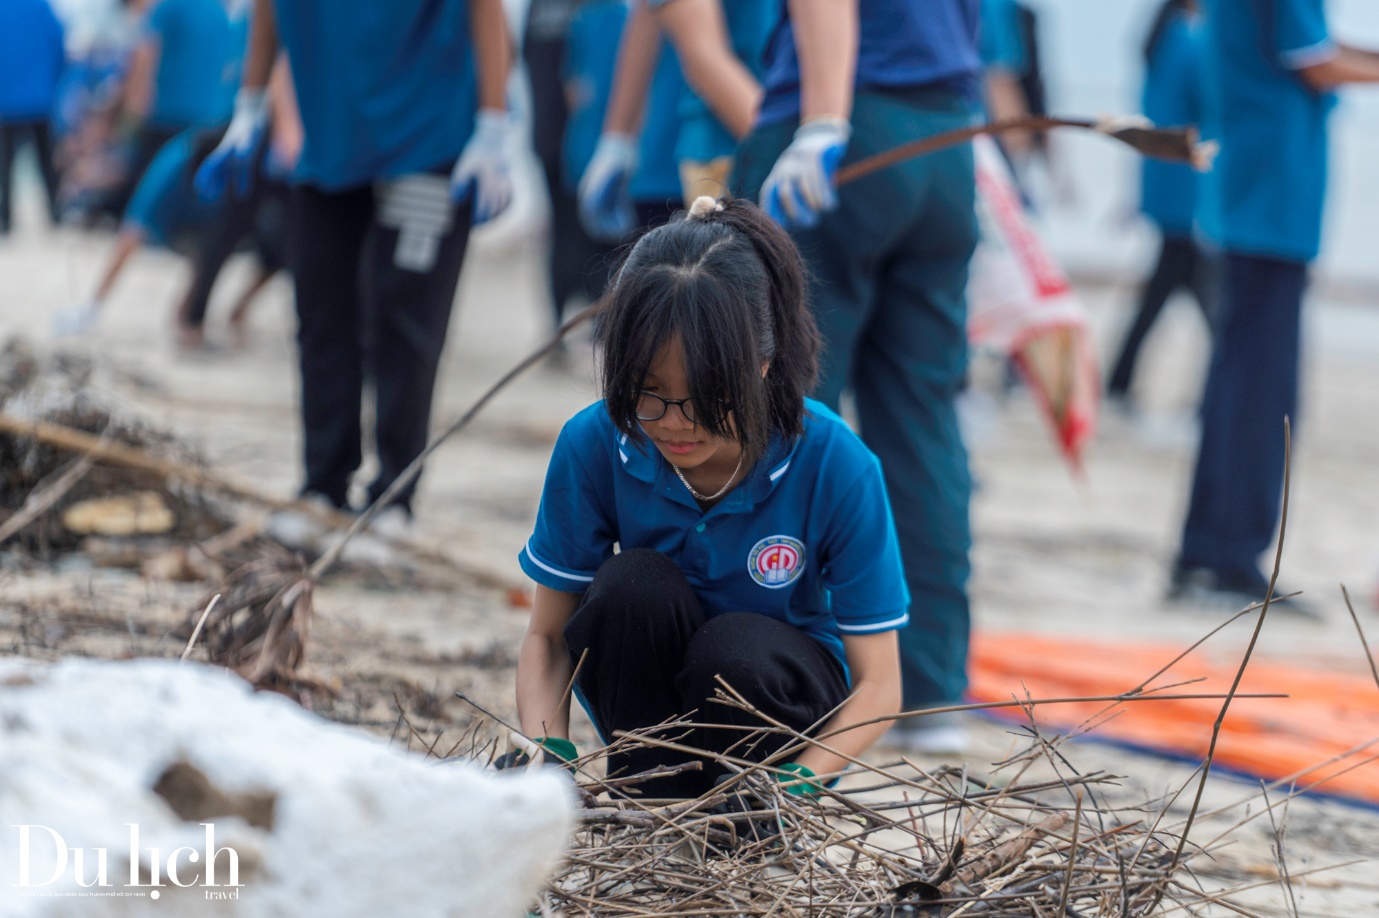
[452,682,1304,918]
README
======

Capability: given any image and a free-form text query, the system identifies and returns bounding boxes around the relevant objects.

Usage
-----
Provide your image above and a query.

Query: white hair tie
[688,195,725,219]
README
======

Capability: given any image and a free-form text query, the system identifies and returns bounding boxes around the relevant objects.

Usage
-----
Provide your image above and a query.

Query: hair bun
[688,195,725,219]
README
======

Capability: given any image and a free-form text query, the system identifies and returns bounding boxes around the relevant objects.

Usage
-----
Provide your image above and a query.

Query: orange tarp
[968,632,1379,806]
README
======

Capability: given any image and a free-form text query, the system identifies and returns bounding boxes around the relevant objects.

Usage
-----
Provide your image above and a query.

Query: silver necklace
[673,451,745,502]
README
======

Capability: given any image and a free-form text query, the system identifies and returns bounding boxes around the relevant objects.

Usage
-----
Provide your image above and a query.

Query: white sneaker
[882,712,971,756]
[53,300,101,337]
[367,504,414,541]
[338,504,413,568]
[264,493,340,554]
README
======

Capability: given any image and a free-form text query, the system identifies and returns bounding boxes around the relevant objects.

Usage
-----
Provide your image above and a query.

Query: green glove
[777,762,824,797]
[535,736,578,767]
[494,736,577,773]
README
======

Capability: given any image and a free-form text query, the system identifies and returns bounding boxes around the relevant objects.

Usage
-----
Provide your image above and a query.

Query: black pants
[290,177,471,510]
[0,119,61,231]
[182,151,291,327]
[1108,234,1217,397]
[523,28,616,327]
[564,549,849,798]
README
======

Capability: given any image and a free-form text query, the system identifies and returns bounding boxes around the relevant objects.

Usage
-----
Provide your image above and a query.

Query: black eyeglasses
[635,390,729,425]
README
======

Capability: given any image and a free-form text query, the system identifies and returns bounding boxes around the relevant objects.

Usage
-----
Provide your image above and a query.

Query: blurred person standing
[522,0,617,332]
[0,0,66,233]
[733,0,982,751]
[1173,0,1379,605]
[109,0,239,215]
[576,0,685,242]
[198,0,515,530]
[648,0,776,202]
[1107,0,1215,406]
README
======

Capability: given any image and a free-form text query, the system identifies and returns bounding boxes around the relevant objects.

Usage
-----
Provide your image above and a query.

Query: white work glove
[759,116,851,229]
[577,132,638,242]
[194,89,269,201]
[450,109,514,225]
[52,299,101,337]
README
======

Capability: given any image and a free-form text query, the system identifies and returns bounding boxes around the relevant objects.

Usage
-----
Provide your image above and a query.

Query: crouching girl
[515,196,907,798]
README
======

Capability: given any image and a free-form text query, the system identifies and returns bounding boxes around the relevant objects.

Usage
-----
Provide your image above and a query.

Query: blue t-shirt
[1140,10,1202,236]
[630,39,687,203]
[562,0,627,190]
[124,129,217,248]
[648,0,778,164]
[979,0,1027,76]
[757,0,982,126]
[273,0,478,191]
[0,0,65,121]
[1198,0,1336,263]
[519,399,911,671]
[145,0,237,130]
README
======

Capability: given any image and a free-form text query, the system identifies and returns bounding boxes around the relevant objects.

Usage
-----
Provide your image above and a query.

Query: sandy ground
[3,203,1379,914]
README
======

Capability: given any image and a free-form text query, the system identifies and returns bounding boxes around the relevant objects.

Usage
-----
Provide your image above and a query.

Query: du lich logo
[748,535,806,589]
[11,822,243,901]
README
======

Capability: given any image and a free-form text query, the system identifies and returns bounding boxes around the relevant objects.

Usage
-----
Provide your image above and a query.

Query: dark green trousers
[734,87,978,708]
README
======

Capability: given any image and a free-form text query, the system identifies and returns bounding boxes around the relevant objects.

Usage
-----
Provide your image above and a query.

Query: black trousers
[290,178,471,510]
[182,148,291,327]
[1108,234,1217,397]
[523,28,616,327]
[564,549,850,798]
[0,119,61,230]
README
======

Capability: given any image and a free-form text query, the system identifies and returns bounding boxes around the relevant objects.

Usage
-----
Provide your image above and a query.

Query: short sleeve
[979,0,1027,74]
[1273,0,1335,70]
[819,459,910,634]
[519,419,618,593]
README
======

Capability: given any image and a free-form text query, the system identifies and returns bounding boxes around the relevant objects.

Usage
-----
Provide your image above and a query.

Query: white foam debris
[0,658,574,917]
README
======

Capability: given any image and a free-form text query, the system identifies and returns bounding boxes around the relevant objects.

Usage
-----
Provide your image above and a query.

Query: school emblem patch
[748,535,806,589]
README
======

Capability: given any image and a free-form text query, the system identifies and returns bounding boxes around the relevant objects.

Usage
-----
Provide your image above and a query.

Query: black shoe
[1168,564,1319,619]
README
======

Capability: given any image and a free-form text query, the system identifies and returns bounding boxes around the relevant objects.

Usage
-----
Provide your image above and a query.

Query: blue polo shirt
[145,0,237,130]
[649,0,779,164]
[0,0,65,122]
[1140,9,1202,236]
[1198,0,1336,263]
[562,0,627,190]
[756,0,981,126]
[272,0,478,191]
[520,399,911,671]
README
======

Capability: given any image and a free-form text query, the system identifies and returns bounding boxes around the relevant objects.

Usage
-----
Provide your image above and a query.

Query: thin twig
[180,593,220,663]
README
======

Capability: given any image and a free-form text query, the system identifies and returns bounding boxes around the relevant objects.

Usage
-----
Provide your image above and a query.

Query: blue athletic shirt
[124,129,217,248]
[1140,9,1202,236]
[562,0,627,190]
[979,0,1027,76]
[1197,0,1336,263]
[0,0,65,121]
[647,0,779,164]
[756,0,981,127]
[145,0,236,130]
[520,399,911,672]
[272,0,478,191]
[630,38,687,203]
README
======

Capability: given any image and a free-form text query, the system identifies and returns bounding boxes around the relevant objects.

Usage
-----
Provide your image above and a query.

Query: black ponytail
[596,196,821,469]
